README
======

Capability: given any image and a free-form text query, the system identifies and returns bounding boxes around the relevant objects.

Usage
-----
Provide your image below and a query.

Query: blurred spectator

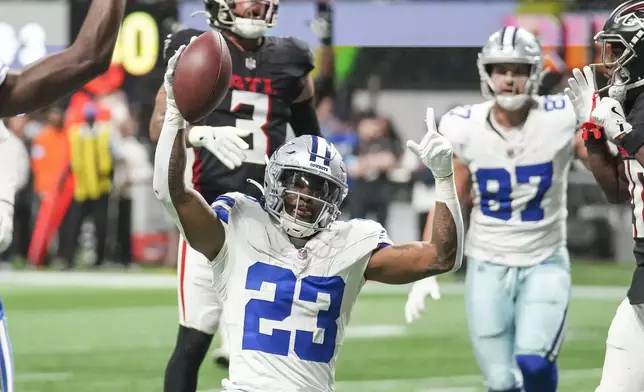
[112,104,152,268]
[58,80,123,269]
[348,112,402,225]
[30,105,67,202]
[317,96,358,168]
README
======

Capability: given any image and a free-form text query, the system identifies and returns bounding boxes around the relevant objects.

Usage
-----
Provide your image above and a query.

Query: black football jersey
[164,28,315,203]
[621,92,644,303]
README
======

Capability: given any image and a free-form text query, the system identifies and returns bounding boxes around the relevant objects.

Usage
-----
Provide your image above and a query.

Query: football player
[153,44,463,391]
[405,27,589,392]
[148,0,325,389]
[0,1,126,391]
[565,2,644,390]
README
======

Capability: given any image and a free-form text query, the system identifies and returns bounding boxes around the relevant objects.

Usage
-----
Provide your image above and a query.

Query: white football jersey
[209,192,393,392]
[0,60,7,140]
[440,95,578,266]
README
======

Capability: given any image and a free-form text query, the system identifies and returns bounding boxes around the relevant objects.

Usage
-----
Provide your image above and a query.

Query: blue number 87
[544,95,566,112]
[242,262,345,363]
[475,162,553,222]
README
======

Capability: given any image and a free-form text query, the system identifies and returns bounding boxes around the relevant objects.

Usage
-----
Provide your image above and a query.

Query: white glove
[164,36,196,128]
[405,276,441,323]
[189,126,250,170]
[0,205,13,253]
[591,97,633,140]
[406,108,453,179]
[564,65,599,125]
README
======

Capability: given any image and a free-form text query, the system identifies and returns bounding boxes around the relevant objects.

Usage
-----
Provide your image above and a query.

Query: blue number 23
[475,162,553,222]
[242,262,345,363]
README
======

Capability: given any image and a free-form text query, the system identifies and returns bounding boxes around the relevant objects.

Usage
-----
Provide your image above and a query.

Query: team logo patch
[297,248,308,260]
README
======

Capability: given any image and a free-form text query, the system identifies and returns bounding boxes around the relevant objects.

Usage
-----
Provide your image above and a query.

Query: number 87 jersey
[440,95,578,267]
[164,28,316,204]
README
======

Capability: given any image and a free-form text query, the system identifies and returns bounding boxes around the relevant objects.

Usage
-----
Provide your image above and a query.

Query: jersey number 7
[242,262,345,363]
[475,162,553,222]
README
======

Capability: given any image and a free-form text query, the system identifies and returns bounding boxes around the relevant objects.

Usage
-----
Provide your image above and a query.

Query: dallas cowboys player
[151,0,323,381]
[565,2,644,390]
[405,27,589,392]
[153,44,464,391]
[0,2,126,390]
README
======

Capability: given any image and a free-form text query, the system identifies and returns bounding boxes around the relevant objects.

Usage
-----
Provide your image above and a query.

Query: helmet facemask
[264,166,345,239]
[592,32,642,101]
[478,57,544,111]
[202,0,278,39]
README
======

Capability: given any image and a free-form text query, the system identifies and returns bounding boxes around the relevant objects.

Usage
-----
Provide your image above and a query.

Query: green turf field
[1,261,632,392]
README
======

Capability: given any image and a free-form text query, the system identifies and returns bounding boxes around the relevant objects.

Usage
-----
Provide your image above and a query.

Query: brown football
[173,30,232,123]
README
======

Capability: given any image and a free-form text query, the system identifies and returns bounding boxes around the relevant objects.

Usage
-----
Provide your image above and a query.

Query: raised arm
[364,108,464,284]
[152,45,225,261]
[422,155,471,241]
[564,67,630,204]
[0,0,127,117]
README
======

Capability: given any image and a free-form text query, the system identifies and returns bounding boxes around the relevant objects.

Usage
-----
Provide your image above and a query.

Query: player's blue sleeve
[211,193,237,224]
[377,227,393,249]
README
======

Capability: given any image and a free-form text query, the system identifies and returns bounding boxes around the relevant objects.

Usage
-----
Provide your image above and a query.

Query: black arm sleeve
[314,75,334,104]
[290,99,321,136]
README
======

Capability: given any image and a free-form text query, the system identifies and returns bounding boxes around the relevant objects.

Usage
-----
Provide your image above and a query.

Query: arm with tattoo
[365,201,461,284]
[153,46,225,261]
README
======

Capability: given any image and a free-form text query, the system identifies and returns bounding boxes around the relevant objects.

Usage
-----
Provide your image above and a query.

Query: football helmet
[477,26,545,111]
[203,0,278,39]
[263,135,348,239]
[592,0,644,102]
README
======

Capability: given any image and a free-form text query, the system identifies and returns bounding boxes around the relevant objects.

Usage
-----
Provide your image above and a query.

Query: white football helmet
[263,135,348,239]
[477,26,545,111]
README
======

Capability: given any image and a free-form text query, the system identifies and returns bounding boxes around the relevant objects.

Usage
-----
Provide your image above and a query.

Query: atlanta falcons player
[565,1,644,390]
[148,0,324,390]
[0,1,127,391]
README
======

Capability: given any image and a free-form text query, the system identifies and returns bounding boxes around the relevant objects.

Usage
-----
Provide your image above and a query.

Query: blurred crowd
[1,70,154,270]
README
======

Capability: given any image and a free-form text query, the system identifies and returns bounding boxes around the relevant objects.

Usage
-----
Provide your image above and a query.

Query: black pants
[59,195,109,268]
[115,198,132,266]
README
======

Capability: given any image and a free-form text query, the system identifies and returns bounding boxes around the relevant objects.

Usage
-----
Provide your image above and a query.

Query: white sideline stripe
[345,325,406,339]
[0,271,629,300]
[197,368,602,392]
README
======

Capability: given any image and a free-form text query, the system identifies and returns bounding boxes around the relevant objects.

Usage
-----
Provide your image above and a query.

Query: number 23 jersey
[440,95,578,266]
[165,29,314,204]
[209,192,392,391]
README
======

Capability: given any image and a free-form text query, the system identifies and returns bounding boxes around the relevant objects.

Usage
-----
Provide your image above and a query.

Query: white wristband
[435,174,458,202]
[166,105,187,130]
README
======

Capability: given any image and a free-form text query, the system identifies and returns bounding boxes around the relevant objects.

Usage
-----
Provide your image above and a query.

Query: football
[173,30,232,123]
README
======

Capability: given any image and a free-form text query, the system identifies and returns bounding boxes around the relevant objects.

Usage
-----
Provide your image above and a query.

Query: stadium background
[0,0,636,391]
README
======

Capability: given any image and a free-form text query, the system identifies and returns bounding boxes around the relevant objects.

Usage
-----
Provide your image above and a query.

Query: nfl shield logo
[297,248,308,260]
[245,57,256,70]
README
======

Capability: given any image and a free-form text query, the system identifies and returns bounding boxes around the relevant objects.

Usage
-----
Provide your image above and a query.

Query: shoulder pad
[266,36,314,79]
